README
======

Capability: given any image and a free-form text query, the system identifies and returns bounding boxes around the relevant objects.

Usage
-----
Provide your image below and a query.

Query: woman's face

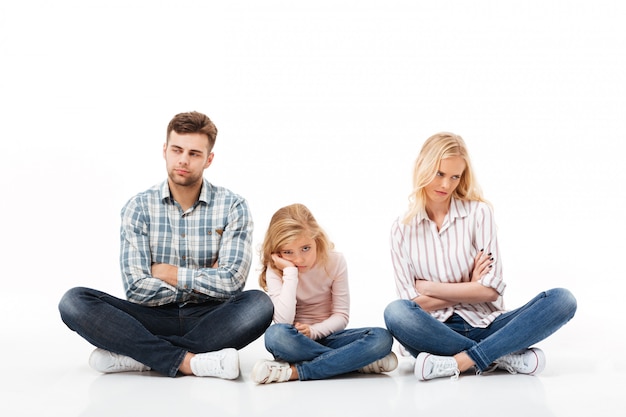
[277,234,318,273]
[424,156,466,205]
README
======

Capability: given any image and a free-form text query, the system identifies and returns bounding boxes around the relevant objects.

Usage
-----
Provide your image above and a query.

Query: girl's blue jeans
[264,323,393,381]
[383,287,576,371]
[58,286,274,377]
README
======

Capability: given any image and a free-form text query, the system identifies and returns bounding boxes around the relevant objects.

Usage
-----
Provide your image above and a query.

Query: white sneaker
[494,348,546,375]
[414,352,460,381]
[251,360,293,384]
[89,348,150,373]
[358,352,399,373]
[190,348,239,379]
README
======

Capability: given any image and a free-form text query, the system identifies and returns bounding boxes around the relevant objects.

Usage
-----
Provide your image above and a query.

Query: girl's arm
[308,254,350,340]
[266,265,298,324]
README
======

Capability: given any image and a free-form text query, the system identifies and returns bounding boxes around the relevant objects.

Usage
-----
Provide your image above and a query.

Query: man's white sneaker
[251,360,293,384]
[494,348,546,375]
[190,348,239,379]
[89,348,151,373]
[415,352,460,381]
[358,352,399,373]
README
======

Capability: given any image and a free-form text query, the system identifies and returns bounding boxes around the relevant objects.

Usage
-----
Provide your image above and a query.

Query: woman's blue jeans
[264,323,393,381]
[58,286,274,377]
[384,287,577,371]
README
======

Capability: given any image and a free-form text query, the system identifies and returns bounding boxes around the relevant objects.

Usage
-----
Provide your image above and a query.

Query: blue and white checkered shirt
[120,179,253,306]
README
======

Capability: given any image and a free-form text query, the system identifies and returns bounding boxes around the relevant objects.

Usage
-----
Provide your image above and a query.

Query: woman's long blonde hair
[402,132,486,224]
[258,203,334,291]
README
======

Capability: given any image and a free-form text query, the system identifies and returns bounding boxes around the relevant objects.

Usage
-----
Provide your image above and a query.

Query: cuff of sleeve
[178,267,195,292]
[282,266,299,281]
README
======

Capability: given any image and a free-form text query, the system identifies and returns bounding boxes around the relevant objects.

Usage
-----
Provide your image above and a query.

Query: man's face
[163,131,213,188]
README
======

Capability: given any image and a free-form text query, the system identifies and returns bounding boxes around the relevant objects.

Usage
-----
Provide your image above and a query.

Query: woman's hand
[471,249,493,282]
[271,253,295,271]
[295,322,311,338]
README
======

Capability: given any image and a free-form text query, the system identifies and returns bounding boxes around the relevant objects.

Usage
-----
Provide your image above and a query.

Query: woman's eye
[302,246,311,252]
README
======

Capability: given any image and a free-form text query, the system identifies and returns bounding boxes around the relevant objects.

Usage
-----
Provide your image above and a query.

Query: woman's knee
[549,287,577,318]
[383,299,412,329]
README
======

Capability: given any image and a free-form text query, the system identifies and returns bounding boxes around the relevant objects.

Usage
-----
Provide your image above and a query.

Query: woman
[251,203,397,384]
[384,132,577,381]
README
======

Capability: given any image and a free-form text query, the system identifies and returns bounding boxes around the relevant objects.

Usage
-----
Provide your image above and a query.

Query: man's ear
[204,152,214,169]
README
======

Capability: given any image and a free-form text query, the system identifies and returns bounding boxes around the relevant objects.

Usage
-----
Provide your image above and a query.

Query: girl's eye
[302,246,311,252]
[452,175,460,180]
[281,251,292,256]
[436,171,444,177]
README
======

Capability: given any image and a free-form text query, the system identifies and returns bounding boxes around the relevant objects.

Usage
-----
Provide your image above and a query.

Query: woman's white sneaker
[494,348,546,375]
[415,352,460,381]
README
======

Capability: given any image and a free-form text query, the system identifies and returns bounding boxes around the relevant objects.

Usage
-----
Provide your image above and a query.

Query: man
[59,111,273,378]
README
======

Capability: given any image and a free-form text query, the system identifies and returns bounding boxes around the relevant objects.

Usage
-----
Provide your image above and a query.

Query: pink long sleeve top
[265,251,350,340]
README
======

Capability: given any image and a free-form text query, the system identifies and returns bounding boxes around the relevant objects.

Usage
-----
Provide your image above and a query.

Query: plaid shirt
[120,179,253,306]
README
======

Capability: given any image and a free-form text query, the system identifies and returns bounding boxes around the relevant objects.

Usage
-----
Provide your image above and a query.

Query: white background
[1,0,623,346]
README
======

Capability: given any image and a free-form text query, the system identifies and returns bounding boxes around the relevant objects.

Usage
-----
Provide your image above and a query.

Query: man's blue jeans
[264,323,393,380]
[384,287,576,371]
[58,286,274,377]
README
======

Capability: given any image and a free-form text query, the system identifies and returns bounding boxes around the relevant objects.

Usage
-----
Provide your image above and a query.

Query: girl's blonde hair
[403,132,486,224]
[258,203,334,291]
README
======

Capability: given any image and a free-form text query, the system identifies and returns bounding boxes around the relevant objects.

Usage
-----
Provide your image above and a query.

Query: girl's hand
[271,253,295,271]
[295,322,311,338]
[471,249,493,282]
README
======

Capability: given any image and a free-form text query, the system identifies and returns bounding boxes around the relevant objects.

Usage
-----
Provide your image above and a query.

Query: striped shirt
[390,198,506,328]
[120,179,253,306]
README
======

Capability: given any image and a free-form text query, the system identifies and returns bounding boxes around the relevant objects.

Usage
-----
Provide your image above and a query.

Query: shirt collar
[415,198,469,224]
[159,178,212,205]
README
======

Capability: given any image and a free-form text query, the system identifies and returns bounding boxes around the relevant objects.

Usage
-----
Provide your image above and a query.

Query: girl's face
[278,233,317,273]
[424,156,466,206]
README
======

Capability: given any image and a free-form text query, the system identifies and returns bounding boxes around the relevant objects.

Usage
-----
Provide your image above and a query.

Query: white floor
[1,294,619,417]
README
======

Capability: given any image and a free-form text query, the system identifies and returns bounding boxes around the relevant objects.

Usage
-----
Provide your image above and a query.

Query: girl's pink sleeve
[266,266,298,324]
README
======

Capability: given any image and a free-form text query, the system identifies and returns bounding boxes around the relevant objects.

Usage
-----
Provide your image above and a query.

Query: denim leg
[59,287,273,377]
[466,288,577,370]
[164,289,274,353]
[264,324,393,381]
[384,299,476,357]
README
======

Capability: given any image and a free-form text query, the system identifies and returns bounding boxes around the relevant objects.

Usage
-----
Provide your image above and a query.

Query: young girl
[384,132,577,381]
[251,203,397,384]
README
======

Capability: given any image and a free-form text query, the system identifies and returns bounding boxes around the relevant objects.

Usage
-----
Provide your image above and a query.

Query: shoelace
[432,359,460,381]
[496,354,521,374]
